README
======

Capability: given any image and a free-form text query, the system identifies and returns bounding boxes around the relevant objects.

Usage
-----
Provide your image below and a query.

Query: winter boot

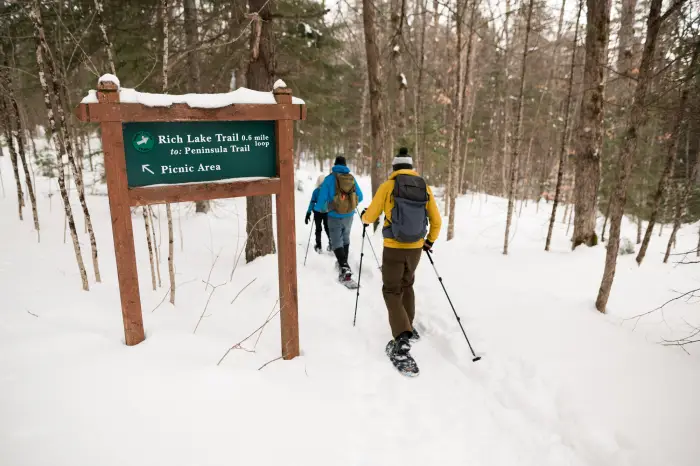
[385,332,419,376]
[333,247,349,271]
[343,244,349,261]
[326,244,332,252]
[314,243,322,254]
[410,327,420,342]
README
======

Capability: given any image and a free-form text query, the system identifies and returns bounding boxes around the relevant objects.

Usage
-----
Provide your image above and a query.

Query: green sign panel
[122,120,276,188]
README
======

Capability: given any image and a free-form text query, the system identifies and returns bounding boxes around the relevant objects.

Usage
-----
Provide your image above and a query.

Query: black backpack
[383,174,429,243]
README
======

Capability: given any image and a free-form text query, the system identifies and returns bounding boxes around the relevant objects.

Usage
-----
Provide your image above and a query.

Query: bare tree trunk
[615,0,638,102]
[245,0,277,260]
[149,206,162,287]
[414,0,428,173]
[546,0,582,251]
[2,60,39,237]
[389,0,407,144]
[13,108,39,239]
[596,0,678,312]
[571,0,611,249]
[664,124,699,262]
[665,184,683,263]
[28,0,89,291]
[601,200,610,242]
[162,0,176,304]
[500,0,513,198]
[0,98,23,220]
[503,0,535,255]
[446,0,468,240]
[166,203,175,304]
[94,0,116,74]
[636,42,698,264]
[363,0,386,231]
[360,76,368,171]
[144,208,156,290]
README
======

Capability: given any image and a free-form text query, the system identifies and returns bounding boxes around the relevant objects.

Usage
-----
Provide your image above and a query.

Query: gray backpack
[383,174,429,243]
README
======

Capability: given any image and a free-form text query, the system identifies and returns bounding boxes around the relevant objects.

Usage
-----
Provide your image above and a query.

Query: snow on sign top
[82,76,304,107]
[273,79,287,90]
[98,73,120,88]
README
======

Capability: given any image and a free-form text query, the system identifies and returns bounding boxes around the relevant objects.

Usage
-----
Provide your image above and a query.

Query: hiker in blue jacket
[315,156,364,283]
[305,174,332,253]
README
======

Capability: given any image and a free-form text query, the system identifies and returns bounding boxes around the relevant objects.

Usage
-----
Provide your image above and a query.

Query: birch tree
[4,66,40,238]
[28,0,89,291]
[0,95,23,221]
[162,0,176,305]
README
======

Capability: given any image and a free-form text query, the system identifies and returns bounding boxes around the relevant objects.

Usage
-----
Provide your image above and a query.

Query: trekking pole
[355,209,381,269]
[353,225,367,327]
[425,250,481,362]
[303,220,314,266]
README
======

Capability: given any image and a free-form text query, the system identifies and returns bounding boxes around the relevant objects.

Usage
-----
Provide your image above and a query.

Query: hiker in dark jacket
[315,156,364,282]
[305,174,332,253]
[361,147,441,375]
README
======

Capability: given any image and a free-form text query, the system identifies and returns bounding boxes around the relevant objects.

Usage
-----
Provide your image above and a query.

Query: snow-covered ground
[1,145,699,466]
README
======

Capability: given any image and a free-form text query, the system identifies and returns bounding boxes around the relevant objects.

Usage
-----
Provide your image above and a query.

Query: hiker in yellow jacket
[361,147,441,375]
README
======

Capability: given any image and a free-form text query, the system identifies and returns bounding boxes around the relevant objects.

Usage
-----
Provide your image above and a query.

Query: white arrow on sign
[142,164,154,174]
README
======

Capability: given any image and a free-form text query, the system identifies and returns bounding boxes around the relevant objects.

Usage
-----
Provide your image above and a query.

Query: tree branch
[271,9,330,19]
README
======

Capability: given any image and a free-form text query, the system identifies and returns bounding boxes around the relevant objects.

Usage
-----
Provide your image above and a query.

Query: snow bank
[80,86,304,107]
[2,152,700,466]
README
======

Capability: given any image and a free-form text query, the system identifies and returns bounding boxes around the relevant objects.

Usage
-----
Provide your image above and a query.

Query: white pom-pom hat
[393,147,413,166]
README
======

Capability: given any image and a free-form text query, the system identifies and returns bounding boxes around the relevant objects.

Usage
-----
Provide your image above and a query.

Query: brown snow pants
[382,247,422,338]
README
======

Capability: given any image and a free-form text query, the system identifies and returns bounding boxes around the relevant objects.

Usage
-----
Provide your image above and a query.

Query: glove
[360,208,368,227]
[305,212,311,224]
[422,240,434,252]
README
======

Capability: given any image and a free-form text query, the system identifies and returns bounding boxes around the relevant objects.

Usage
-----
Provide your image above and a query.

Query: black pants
[314,211,330,248]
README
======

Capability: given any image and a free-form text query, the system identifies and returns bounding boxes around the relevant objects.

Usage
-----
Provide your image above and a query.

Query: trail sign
[123,120,277,187]
[74,77,305,361]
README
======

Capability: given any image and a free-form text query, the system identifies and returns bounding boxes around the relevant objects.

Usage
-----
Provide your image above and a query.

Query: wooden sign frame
[75,81,305,360]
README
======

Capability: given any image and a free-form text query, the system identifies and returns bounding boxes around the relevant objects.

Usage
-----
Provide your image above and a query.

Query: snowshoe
[338,266,358,289]
[385,338,419,377]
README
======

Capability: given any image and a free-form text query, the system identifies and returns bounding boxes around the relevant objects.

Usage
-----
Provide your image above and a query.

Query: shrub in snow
[619,237,635,255]
[295,179,304,192]
[35,150,57,178]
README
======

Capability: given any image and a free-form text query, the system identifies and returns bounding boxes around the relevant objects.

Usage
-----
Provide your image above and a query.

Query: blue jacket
[307,187,321,214]
[315,165,364,218]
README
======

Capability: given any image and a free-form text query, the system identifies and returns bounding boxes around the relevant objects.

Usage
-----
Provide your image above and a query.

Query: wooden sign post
[75,79,305,360]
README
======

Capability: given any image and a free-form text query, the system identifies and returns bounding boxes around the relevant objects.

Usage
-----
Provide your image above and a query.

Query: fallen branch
[257,356,283,371]
[151,278,197,312]
[230,277,257,304]
[194,280,227,334]
[217,300,280,366]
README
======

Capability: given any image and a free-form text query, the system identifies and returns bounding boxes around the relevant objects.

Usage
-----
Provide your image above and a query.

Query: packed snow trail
[1,149,699,466]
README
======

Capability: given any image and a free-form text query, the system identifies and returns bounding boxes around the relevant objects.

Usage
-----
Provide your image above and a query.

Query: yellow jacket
[361,169,442,249]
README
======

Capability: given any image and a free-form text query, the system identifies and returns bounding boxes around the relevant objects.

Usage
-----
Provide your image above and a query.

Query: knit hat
[316,174,325,187]
[392,147,413,167]
[334,156,347,166]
